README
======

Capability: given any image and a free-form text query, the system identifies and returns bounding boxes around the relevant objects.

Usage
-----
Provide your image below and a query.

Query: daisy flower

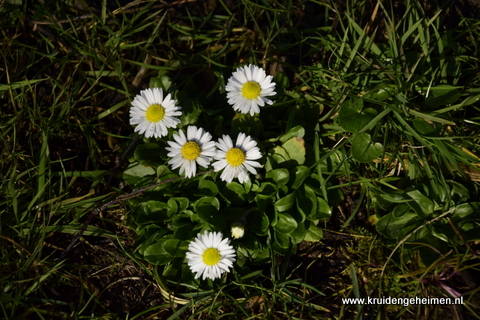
[186,231,236,280]
[129,88,182,138]
[166,126,216,178]
[212,132,262,183]
[225,64,276,116]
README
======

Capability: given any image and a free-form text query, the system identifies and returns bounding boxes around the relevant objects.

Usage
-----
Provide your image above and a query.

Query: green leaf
[226,182,246,196]
[376,211,420,239]
[280,125,305,143]
[351,133,383,163]
[406,189,434,218]
[273,212,298,234]
[35,224,114,237]
[143,238,175,265]
[136,200,169,224]
[376,191,408,204]
[392,203,411,218]
[137,227,168,256]
[274,192,296,212]
[451,202,480,223]
[308,197,331,220]
[449,181,470,203]
[231,113,263,137]
[296,185,316,220]
[274,231,291,251]
[152,166,178,191]
[171,214,193,228]
[173,197,189,213]
[458,223,480,242]
[0,78,47,91]
[222,182,247,205]
[149,75,172,91]
[412,118,439,135]
[248,210,269,236]
[459,93,480,107]
[194,196,220,222]
[425,85,461,108]
[134,142,166,166]
[237,236,270,265]
[265,168,290,187]
[406,228,450,265]
[163,239,188,257]
[304,223,323,241]
[290,166,311,189]
[283,137,306,165]
[367,84,396,100]
[316,149,345,175]
[270,146,291,164]
[167,198,178,216]
[162,259,184,279]
[123,162,155,186]
[274,71,290,90]
[408,109,455,125]
[257,182,277,196]
[290,222,306,244]
[255,194,274,211]
[196,179,219,196]
[338,98,377,133]
[180,97,202,126]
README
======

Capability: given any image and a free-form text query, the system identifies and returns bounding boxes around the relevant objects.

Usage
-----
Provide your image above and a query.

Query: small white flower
[129,88,182,138]
[166,126,216,178]
[212,132,262,183]
[186,231,236,280]
[225,64,276,116]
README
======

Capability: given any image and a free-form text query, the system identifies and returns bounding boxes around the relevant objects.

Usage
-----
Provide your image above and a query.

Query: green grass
[2,0,480,319]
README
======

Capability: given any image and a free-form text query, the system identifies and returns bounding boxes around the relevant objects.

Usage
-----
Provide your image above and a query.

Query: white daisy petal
[242,161,258,174]
[260,76,274,88]
[251,65,259,80]
[233,69,248,83]
[263,98,274,106]
[244,159,262,169]
[167,126,216,178]
[129,88,182,138]
[212,132,262,183]
[196,156,210,168]
[255,96,265,107]
[216,135,233,153]
[212,159,228,171]
[187,125,197,140]
[237,170,249,184]
[225,65,276,115]
[173,130,186,145]
[246,148,262,160]
[244,64,253,80]
[134,121,149,135]
[132,95,150,110]
[235,132,246,148]
[241,138,256,150]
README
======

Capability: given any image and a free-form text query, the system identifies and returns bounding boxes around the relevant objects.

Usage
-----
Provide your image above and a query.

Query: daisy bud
[231,220,246,239]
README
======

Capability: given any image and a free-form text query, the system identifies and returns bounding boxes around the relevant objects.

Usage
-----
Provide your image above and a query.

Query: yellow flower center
[181,141,201,160]
[145,104,165,123]
[202,248,221,266]
[226,148,246,166]
[241,81,261,99]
